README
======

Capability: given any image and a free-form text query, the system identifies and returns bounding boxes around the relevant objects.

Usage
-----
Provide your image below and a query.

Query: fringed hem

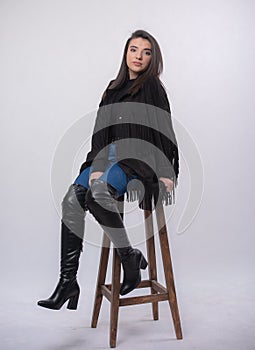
[125,178,177,211]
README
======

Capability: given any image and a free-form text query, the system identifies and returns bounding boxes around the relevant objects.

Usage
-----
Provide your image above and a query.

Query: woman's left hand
[159,177,174,192]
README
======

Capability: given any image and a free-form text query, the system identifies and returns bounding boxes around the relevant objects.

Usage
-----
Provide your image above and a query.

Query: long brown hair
[102,29,164,100]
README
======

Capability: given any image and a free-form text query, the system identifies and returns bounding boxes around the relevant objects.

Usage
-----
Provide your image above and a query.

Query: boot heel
[140,255,148,269]
[67,292,79,310]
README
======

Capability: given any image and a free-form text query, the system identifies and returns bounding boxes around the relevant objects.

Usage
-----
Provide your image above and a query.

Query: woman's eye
[145,51,151,56]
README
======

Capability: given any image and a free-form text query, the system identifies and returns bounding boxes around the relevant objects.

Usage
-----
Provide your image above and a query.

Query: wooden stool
[90,197,183,348]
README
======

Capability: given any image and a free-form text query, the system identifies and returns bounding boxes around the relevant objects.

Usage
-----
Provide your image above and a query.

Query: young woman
[37,29,179,310]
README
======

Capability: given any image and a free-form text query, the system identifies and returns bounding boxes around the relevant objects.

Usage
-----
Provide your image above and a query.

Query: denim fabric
[74,143,136,196]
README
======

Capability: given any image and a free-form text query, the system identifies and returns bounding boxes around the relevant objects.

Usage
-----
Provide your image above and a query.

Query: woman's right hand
[89,172,104,187]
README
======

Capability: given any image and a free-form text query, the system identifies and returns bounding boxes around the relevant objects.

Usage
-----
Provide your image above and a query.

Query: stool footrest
[100,279,168,306]
[101,285,112,302]
[119,292,168,306]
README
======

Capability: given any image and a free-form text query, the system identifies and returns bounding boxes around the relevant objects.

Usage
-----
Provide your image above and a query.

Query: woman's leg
[37,170,90,310]
[87,163,132,249]
[85,163,148,295]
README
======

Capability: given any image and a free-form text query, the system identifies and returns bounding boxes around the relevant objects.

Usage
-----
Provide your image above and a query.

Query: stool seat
[90,197,183,348]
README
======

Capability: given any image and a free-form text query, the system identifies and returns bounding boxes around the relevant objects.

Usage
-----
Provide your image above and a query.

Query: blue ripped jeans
[74,143,137,197]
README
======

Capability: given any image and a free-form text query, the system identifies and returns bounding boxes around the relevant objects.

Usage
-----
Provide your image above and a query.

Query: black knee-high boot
[86,179,148,296]
[37,184,87,310]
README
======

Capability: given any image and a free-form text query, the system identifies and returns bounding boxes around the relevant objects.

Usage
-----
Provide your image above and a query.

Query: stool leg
[144,209,159,321]
[109,197,123,347]
[155,202,183,339]
[110,248,121,348]
[91,233,111,328]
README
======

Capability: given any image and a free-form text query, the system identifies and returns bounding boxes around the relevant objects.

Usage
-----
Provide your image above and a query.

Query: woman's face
[126,37,152,79]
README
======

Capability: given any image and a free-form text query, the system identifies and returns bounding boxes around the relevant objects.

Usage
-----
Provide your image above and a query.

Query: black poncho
[79,75,179,210]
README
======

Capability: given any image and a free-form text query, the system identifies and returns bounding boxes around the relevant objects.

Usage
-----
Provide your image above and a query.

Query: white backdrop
[1,1,254,349]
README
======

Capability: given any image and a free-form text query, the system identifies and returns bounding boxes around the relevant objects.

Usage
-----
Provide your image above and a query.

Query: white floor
[1,270,254,350]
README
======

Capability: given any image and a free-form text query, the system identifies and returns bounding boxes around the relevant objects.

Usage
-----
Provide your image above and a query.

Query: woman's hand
[89,172,104,187]
[159,177,174,192]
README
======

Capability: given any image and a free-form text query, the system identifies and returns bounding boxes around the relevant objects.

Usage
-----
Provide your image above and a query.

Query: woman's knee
[61,184,86,238]
[85,180,107,211]
[62,184,87,217]
[85,180,118,212]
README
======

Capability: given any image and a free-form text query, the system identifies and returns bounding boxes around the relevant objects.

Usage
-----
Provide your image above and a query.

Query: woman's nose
[136,51,142,60]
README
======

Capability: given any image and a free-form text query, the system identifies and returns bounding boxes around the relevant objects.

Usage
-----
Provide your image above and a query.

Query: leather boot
[118,248,148,296]
[86,179,148,295]
[37,184,87,310]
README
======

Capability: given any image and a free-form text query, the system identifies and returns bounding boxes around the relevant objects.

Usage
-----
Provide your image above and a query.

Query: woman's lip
[133,62,142,66]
